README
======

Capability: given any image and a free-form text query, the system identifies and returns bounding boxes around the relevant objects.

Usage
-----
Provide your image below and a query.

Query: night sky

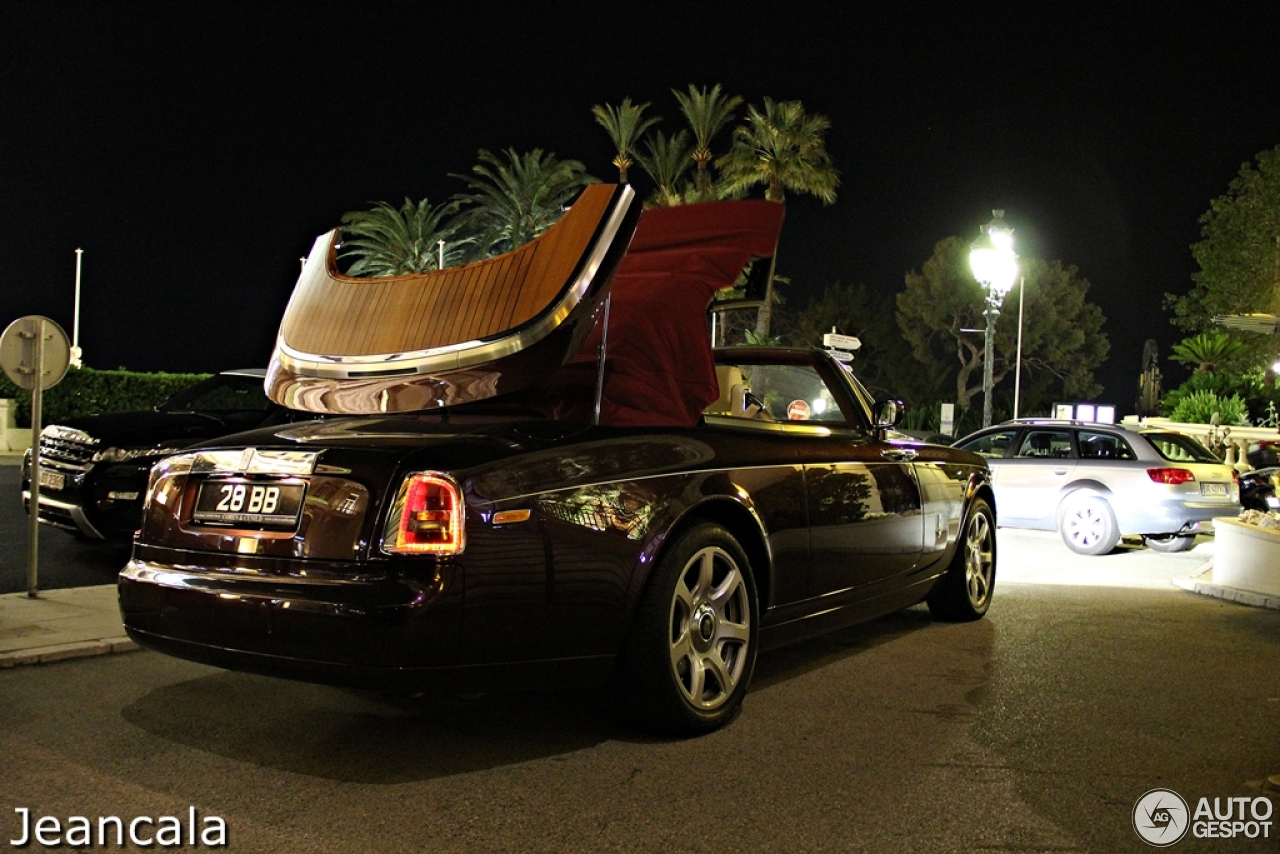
[5,2,1280,412]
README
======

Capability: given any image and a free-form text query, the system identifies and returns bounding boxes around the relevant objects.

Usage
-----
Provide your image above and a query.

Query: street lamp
[969,210,1018,428]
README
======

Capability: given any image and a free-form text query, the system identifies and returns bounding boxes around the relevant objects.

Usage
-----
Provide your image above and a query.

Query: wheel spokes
[964,514,993,605]
[668,545,751,710]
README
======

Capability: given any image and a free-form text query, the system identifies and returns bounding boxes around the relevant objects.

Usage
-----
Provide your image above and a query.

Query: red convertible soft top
[564,199,785,426]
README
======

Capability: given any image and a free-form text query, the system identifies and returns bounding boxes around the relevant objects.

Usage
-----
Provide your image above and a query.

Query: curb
[0,637,139,669]
[1172,561,1280,611]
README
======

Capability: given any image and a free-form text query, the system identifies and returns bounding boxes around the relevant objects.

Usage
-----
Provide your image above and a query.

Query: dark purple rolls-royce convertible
[120,185,996,735]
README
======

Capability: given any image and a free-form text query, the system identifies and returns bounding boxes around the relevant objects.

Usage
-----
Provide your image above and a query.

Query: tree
[451,148,598,258]
[591,97,660,185]
[634,129,692,207]
[896,237,1109,417]
[338,197,468,276]
[780,280,950,409]
[716,98,839,335]
[1169,144,1280,336]
[672,83,742,199]
[1169,330,1243,374]
[716,98,839,205]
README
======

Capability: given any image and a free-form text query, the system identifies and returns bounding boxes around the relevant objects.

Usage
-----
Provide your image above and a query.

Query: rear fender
[626,485,772,627]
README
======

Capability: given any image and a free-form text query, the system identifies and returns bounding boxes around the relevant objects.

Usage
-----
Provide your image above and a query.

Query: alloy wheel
[964,510,995,609]
[668,545,751,711]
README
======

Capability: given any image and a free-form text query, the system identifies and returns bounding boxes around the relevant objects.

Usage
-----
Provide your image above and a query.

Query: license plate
[38,469,65,491]
[1200,482,1228,497]
[193,479,305,528]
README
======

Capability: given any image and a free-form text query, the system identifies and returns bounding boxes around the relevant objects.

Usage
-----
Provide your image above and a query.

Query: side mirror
[874,399,906,430]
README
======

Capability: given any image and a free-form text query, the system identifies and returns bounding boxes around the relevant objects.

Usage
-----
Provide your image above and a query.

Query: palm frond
[635,129,693,207]
[338,197,468,276]
[716,98,839,204]
[673,83,742,193]
[591,97,661,183]
[450,148,599,258]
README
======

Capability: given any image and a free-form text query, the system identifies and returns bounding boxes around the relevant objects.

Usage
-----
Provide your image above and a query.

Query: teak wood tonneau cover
[266,183,641,414]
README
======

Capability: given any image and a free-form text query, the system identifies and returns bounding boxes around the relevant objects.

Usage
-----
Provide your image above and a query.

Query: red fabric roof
[566,198,785,427]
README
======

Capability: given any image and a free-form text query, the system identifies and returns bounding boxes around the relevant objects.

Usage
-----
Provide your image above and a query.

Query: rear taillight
[382,473,465,555]
[1147,467,1196,485]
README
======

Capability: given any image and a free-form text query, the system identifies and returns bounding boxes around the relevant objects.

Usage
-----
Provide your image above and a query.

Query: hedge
[0,367,211,428]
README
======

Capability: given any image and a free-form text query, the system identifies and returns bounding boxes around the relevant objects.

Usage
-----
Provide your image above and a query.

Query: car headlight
[94,446,187,464]
[381,472,466,556]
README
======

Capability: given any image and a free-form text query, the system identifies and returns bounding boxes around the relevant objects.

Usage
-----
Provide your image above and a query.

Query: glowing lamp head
[969,209,1019,299]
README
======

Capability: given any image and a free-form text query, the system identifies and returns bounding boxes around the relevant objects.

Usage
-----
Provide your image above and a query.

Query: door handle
[881,448,918,462]
[1054,468,1068,475]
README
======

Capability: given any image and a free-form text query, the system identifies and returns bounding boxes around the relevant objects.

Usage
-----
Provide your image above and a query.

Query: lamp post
[969,210,1018,428]
[1013,275,1025,419]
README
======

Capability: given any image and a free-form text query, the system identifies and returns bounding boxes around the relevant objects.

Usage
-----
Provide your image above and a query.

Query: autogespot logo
[1134,788,1190,847]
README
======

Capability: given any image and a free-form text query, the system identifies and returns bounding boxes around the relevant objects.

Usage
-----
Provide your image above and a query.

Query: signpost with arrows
[0,316,71,596]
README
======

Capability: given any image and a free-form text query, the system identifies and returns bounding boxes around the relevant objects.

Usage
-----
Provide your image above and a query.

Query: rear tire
[927,497,996,621]
[613,522,759,736]
[1058,494,1120,555]
[1144,534,1196,553]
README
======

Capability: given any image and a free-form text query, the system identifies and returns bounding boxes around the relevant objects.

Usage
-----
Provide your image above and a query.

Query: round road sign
[0,315,71,391]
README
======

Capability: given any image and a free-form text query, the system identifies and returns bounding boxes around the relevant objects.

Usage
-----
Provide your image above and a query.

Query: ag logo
[1133,788,1190,846]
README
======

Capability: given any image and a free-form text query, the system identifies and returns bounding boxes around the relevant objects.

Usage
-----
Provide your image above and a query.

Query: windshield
[161,374,274,413]
[1144,432,1222,464]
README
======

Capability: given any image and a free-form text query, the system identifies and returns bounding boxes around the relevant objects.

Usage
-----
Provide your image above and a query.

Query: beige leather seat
[708,366,749,417]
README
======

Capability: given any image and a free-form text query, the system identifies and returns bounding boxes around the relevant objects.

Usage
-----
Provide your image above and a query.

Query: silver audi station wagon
[954,419,1240,555]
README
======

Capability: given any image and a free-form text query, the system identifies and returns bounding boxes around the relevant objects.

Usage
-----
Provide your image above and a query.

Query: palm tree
[717,98,839,334]
[338,197,467,276]
[717,98,839,204]
[591,97,660,184]
[1170,330,1243,373]
[451,148,598,258]
[634,129,692,207]
[672,83,742,198]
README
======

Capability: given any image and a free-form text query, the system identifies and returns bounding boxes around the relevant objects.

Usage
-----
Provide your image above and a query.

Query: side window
[1014,430,1072,459]
[958,429,1018,458]
[706,363,848,424]
[1078,430,1135,460]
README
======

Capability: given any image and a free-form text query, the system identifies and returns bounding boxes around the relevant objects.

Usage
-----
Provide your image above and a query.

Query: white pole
[1013,275,1025,419]
[438,239,445,269]
[28,319,45,597]
[73,249,83,347]
[70,249,84,367]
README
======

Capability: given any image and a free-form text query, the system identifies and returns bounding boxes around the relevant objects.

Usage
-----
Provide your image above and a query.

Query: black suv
[22,369,306,541]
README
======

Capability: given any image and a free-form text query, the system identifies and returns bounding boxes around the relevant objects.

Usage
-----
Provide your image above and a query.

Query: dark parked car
[120,186,997,734]
[953,419,1240,555]
[23,369,301,541]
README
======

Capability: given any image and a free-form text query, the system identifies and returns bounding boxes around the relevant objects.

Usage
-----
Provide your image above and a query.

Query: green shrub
[1161,368,1280,426]
[1166,389,1250,426]
[0,367,210,428]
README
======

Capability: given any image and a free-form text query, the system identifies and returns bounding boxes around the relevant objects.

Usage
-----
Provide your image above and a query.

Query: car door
[997,428,1076,527]
[707,355,924,600]
[746,358,924,595]
[801,431,925,594]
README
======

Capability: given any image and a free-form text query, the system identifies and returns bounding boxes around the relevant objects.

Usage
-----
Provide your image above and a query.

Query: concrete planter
[1214,516,1280,596]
